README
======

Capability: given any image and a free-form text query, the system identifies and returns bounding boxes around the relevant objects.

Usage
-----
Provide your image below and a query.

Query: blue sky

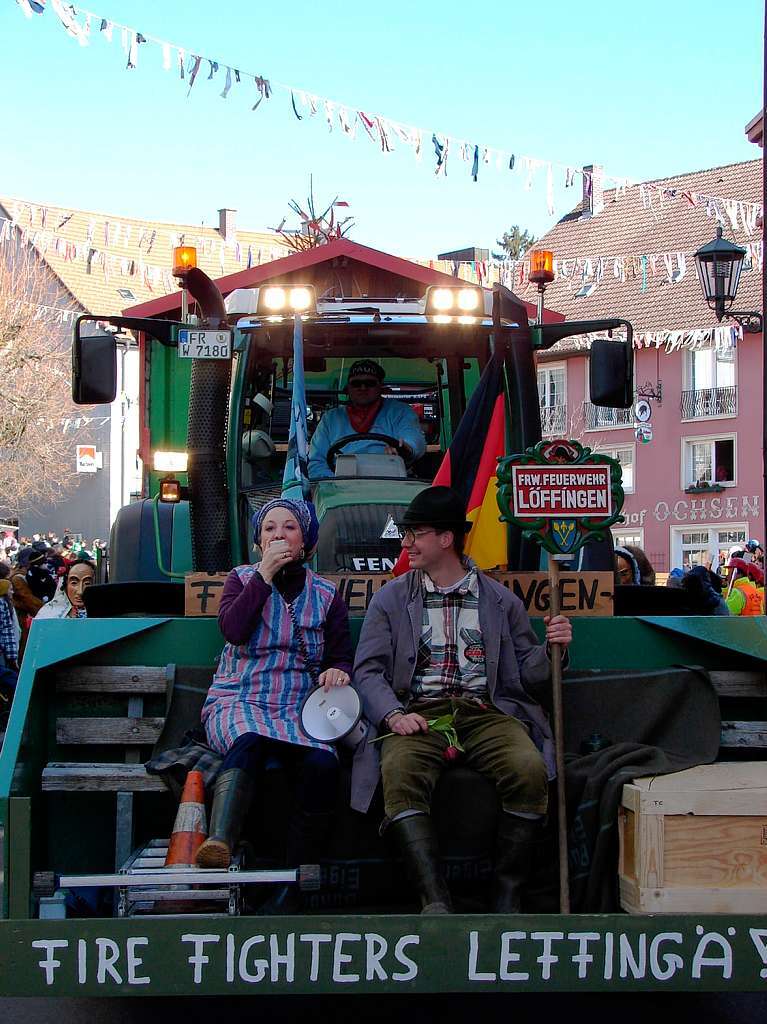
[1,0,763,257]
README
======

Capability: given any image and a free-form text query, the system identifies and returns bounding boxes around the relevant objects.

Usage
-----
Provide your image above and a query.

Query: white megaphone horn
[299,684,368,749]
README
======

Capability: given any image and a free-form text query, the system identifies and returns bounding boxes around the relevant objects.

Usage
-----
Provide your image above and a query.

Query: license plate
[177,329,232,359]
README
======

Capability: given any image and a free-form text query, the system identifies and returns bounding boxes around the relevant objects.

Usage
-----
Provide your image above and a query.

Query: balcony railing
[680,386,737,419]
[584,403,634,430]
[539,404,567,435]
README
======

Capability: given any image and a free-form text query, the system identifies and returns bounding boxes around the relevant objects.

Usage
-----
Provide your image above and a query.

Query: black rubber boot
[492,813,539,913]
[259,810,333,915]
[388,813,453,914]
[195,768,255,868]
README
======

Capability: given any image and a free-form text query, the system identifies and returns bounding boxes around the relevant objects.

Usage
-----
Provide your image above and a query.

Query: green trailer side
[1,616,766,996]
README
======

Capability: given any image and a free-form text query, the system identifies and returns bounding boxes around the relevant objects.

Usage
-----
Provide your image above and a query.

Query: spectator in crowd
[26,542,57,604]
[614,545,656,586]
[46,545,67,576]
[0,563,19,671]
[37,558,96,620]
[683,565,731,616]
[667,565,732,615]
[2,531,19,561]
[10,548,45,657]
[61,536,77,566]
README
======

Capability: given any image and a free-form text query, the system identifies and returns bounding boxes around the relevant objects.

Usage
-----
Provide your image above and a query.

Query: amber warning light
[529,250,555,286]
[172,246,197,277]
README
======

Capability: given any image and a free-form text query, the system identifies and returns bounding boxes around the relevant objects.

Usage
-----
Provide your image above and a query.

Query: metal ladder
[55,838,320,918]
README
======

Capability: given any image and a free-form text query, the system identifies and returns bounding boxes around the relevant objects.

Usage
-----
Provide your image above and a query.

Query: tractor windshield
[235,317,493,569]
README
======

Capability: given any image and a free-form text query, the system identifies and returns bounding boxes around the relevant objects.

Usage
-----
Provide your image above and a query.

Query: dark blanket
[559,666,721,912]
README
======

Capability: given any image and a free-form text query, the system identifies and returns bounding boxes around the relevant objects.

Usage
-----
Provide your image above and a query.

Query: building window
[671,525,747,571]
[681,346,736,419]
[537,364,567,436]
[595,444,634,494]
[682,435,735,488]
[612,528,644,549]
[117,288,137,301]
[584,403,634,430]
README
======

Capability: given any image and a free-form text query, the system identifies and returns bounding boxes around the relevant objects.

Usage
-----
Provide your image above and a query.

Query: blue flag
[282,315,311,500]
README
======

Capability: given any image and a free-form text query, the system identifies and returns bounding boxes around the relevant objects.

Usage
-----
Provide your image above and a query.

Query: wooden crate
[618,763,767,913]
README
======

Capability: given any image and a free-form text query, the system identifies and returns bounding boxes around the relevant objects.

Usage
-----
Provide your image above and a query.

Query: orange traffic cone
[164,770,208,867]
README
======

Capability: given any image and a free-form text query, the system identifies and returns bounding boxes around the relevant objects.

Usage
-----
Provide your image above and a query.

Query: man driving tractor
[308,359,426,479]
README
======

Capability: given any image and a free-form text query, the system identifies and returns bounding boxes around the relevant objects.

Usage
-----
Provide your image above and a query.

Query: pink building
[529,158,762,572]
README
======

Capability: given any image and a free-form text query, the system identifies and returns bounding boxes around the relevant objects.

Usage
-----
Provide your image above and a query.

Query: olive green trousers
[380,698,548,820]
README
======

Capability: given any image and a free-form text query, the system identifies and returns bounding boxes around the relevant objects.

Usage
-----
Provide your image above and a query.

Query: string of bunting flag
[17,0,763,227]
[0,206,292,297]
[544,323,742,355]
[496,240,764,292]
[3,192,763,305]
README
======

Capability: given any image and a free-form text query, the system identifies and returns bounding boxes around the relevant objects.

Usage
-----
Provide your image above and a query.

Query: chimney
[218,208,237,242]
[581,164,604,218]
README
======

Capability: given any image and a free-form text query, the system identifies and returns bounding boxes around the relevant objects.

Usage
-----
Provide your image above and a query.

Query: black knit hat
[399,486,472,533]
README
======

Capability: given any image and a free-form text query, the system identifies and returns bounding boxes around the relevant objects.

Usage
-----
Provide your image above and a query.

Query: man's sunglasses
[348,379,380,389]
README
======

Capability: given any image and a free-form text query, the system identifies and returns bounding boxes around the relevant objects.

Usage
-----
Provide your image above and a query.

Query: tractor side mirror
[589,337,633,408]
[72,320,117,405]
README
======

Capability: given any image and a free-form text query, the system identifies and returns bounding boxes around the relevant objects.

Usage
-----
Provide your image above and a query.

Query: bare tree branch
[0,235,95,515]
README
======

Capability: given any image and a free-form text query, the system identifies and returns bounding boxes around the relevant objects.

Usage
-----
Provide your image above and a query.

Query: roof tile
[0,196,289,315]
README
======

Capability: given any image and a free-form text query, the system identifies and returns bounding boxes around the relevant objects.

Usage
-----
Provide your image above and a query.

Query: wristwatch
[383,708,405,728]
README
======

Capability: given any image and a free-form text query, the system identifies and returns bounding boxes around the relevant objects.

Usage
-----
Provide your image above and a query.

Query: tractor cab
[228,283,493,573]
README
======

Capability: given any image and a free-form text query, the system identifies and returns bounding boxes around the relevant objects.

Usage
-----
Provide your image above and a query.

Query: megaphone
[299,684,367,749]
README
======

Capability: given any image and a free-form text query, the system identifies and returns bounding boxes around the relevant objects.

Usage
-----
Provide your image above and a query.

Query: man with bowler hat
[351,485,572,914]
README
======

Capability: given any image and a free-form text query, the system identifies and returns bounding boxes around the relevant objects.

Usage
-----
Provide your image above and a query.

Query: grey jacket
[350,569,556,813]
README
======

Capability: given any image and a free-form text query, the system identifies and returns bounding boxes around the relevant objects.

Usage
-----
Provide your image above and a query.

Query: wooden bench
[41,665,173,869]
[708,670,767,752]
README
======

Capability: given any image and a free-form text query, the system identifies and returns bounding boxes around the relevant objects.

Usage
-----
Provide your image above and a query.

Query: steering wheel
[325,432,416,471]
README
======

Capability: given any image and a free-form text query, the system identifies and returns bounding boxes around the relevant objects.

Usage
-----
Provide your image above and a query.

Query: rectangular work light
[255,284,317,316]
[153,450,189,473]
[424,286,483,316]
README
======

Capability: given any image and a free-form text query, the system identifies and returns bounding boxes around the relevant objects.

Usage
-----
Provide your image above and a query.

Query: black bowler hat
[399,486,472,533]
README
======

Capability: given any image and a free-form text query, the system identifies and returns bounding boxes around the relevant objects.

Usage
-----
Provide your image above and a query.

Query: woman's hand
[318,668,350,691]
[543,614,572,648]
[259,539,294,584]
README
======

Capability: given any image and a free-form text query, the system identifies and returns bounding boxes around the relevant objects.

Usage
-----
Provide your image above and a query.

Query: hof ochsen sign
[3,917,767,995]
[511,465,612,518]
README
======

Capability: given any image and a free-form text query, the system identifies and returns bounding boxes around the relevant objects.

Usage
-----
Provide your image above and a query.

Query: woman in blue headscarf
[196,497,353,889]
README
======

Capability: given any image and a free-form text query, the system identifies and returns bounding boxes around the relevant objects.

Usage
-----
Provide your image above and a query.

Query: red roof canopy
[124,237,563,322]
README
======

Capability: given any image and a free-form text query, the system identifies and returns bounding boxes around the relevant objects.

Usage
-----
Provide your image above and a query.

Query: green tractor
[1,257,766,999]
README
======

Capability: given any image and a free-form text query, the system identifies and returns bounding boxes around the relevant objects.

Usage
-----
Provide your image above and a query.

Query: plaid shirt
[0,597,18,662]
[411,565,488,701]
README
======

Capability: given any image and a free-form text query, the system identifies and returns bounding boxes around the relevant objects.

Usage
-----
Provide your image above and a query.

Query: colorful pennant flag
[282,316,311,500]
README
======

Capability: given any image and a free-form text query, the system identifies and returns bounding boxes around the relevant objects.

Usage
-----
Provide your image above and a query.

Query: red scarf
[347,399,383,435]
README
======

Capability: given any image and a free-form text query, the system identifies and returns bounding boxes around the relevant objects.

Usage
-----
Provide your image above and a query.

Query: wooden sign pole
[496,440,626,917]
[548,553,570,913]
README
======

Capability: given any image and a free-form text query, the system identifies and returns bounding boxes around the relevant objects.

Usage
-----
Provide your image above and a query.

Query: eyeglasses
[348,379,380,389]
[401,528,436,545]
[617,567,633,582]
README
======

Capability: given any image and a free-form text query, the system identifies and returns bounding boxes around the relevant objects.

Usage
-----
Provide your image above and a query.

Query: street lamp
[693,226,762,333]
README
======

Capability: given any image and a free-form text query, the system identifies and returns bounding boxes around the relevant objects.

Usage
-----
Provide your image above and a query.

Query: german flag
[394,352,506,573]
